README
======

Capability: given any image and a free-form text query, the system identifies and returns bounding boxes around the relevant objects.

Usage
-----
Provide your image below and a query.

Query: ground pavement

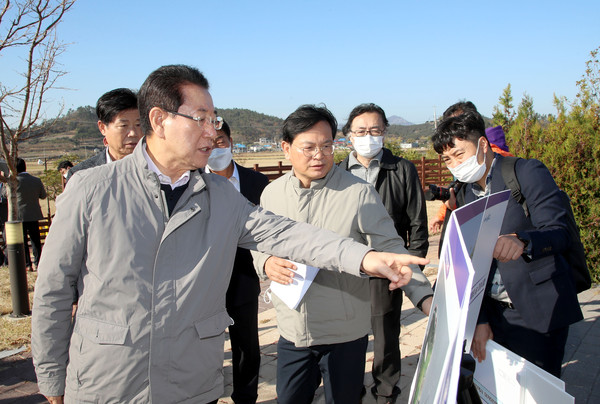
[2,234,600,403]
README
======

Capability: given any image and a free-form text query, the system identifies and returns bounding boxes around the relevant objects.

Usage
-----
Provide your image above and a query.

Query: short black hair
[16,158,26,173]
[57,160,73,171]
[138,65,210,135]
[432,110,487,154]
[442,101,478,119]
[342,103,389,136]
[282,104,337,144]
[96,88,138,125]
[218,120,231,138]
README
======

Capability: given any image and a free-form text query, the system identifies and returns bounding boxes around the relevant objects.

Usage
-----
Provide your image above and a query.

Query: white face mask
[206,147,233,171]
[352,135,383,159]
[448,140,486,183]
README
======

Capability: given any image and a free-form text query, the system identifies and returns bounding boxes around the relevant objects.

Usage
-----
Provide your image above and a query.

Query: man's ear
[282,141,291,160]
[98,120,107,137]
[149,107,167,139]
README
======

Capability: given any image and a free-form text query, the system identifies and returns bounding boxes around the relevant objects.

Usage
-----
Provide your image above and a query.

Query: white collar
[142,145,190,189]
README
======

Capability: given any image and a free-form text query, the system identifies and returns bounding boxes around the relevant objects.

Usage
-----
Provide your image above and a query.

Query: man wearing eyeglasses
[206,120,269,404]
[252,105,433,404]
[32,66,428,404]
[66,88,142,182]
[339,103,431,404]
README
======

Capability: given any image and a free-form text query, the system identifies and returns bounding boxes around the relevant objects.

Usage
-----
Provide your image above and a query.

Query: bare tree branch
[0,0,75,220]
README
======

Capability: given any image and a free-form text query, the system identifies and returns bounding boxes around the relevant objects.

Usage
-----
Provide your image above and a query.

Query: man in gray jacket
[253,105,433,404]
[32,65,428,404]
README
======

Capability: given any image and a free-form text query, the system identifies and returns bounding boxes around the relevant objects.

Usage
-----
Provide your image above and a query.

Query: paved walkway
[2,233,600,403]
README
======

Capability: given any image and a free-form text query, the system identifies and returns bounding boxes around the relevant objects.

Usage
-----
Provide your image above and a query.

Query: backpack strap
[500,156,529,217]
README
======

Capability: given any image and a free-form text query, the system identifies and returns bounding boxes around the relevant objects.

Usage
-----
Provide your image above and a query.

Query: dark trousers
[276,335,368,404]
[486,298,569,378]
[22,220,42,266]
[227,299,260,404]
[370,277,403,400]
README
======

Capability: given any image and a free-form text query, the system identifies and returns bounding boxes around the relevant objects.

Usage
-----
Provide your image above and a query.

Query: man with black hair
[432,107,582,378]
[56,161,73,178]
[339,103,431,404]
[206,120,269,404]
[66,88,142,181]
[253,104,432,404]
[32,65,427,404]
[16,158,47,271]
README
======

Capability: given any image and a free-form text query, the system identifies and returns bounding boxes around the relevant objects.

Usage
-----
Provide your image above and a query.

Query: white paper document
[473,340,573,404]
[269,260,320,310]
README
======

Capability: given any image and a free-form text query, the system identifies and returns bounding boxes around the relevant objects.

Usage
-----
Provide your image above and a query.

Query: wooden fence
[253,155,453,189]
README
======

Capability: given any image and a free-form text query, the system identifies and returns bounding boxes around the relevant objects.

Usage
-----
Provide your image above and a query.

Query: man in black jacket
[16,158,47,271]
[206,121,269,404]
[340,103,431,404]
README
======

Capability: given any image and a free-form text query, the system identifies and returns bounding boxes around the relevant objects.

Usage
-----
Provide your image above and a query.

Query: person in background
[206,120,269,404]
[66,88,142,181]
[57,161,73,178]
[339,103,431,404]
[57,161,73,189]
[16,158,47,271]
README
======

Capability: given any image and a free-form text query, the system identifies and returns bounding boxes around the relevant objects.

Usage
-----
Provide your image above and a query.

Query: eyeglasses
[166,110,224,130]
[349,128,384,137]
[294,144,335,157]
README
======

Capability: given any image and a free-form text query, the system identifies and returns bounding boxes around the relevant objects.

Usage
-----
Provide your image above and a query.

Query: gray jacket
[253,165,432,347]
[32,140,372,403]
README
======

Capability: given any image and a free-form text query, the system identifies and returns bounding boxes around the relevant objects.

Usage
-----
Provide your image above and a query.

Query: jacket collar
[287,164,337,192]
[132,137,207,194]
[339,147,400,171]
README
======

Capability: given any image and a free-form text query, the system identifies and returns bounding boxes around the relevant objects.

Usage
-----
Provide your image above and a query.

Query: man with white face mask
[206,120,269,404]
[339,103,432,404]
[433,108,582,378]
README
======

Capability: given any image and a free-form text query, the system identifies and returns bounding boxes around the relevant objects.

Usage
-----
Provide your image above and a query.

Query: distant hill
[387,115,413,126]
[218,108,283,143]
[17,106,287,159]
[387,121,436,143]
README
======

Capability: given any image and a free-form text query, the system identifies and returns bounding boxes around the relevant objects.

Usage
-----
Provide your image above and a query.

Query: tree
[0,0,75,221]
[493,46,600,281]
[492,84,515,133]
[505,93,542,159]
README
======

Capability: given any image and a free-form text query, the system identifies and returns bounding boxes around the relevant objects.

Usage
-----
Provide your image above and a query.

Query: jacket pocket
[74,316,129,344]
[528,256,561,285]
[194,311,233,338]
[167,311,232,397]
[68,317,143,401]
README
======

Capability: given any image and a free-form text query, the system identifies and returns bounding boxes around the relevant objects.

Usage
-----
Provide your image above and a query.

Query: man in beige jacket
[253,105,433,404]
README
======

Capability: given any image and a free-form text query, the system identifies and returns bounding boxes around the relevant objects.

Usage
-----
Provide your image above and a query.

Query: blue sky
[3,0,599,124]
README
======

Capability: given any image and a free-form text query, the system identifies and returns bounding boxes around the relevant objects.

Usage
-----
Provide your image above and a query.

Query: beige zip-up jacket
[253,165,432,347]
[32,140,372,403]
